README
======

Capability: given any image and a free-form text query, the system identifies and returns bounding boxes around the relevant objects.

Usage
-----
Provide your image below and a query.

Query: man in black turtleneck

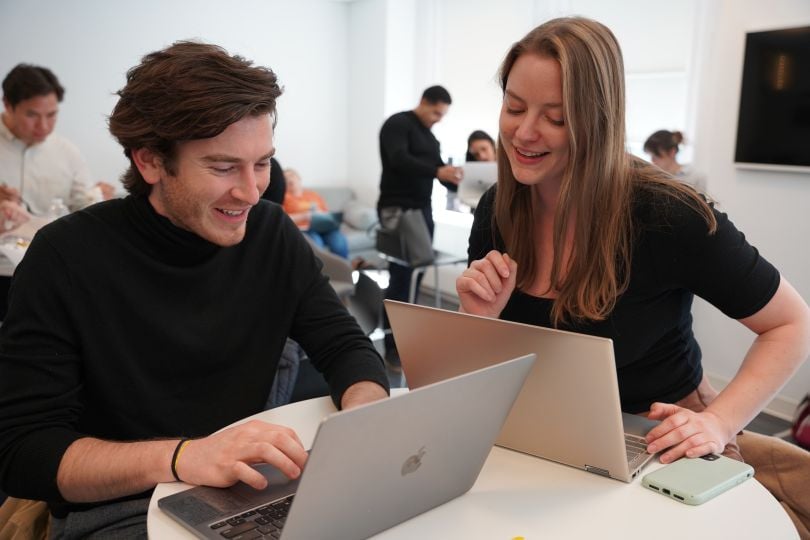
[0,42,389,537]
[376,86,463,365]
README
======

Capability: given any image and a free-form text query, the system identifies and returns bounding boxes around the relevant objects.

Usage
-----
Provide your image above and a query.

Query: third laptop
[385,300,658,482]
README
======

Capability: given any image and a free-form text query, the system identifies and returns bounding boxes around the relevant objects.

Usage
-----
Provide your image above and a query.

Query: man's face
[148,114,274,247]
[3,93,59,145]
[417,100,449,128]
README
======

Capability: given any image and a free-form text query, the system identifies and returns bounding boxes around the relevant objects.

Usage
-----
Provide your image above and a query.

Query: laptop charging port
[662,488,671,495]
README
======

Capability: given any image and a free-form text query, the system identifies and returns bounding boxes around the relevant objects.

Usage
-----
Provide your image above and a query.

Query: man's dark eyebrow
[201,155,240,163]
[201,151,275,163]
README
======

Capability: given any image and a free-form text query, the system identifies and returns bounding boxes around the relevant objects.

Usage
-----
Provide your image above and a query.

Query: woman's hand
[644,403,735,464]
[455,250,517,318]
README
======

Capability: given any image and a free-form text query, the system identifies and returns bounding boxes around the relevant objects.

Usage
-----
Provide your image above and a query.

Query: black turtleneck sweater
[0,195,389,515]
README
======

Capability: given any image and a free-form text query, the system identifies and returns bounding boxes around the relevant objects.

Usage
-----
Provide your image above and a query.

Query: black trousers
[380,206,434,352]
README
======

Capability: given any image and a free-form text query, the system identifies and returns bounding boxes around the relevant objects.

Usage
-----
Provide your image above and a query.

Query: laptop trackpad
[622,412,660,437]
[159,463,299,525]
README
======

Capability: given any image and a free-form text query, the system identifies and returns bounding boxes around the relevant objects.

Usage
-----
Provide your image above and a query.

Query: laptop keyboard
[209,494,294,539]
[625,433,649,464]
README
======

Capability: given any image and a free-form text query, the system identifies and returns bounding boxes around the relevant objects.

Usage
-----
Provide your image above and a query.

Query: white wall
[347,0,389,206]
[0,0,352,189]
[690,0,810,417]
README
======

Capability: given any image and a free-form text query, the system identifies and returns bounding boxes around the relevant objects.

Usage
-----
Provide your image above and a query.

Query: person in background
[0,41,389,537]
[0,64,115,214]
[261,156,286,204]
[0,65,119,320]
[457,17,810,533]
[377,85,463,365]
[442,128,497,211]
[465,130,497,162]
[643,129,707,193]
[282,167,349,258]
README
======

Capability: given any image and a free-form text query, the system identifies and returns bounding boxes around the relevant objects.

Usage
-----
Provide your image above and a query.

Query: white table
[0,215,52,277]
[148,391,799,539]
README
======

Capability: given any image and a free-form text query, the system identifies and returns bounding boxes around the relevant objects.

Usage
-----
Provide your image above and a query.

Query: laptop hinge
[585,465,610,478]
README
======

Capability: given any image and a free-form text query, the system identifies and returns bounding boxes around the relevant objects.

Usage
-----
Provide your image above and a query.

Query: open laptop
[385,300,659,483]
[458,161,497,209]
[159,353,536,539]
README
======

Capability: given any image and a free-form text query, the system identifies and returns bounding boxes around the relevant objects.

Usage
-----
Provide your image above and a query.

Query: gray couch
[312,186,379,263]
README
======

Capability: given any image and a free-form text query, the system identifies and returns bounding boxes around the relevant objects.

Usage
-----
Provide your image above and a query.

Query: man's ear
[131,148,165,185]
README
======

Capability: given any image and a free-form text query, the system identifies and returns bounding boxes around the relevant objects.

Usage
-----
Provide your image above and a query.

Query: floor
[745,412,796,442]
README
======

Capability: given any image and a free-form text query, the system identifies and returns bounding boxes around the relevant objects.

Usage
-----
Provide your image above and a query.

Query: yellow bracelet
[171,439,192,482]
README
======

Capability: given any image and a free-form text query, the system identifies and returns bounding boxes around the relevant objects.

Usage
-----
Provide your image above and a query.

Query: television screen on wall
[734,25,810,169]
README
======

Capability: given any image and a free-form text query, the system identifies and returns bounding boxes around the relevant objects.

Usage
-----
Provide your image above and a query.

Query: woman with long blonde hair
[457,16,809,529]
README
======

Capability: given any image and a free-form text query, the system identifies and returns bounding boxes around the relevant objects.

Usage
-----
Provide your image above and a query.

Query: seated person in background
[456,130,498,212]
[465,129,497,162]
[282,167,349,259]
[0,65,117,320]
[0,41,389,537]
[0,64,115,214]
[643,129,707,192]
[457,17,810,531]
[261,156,286,204]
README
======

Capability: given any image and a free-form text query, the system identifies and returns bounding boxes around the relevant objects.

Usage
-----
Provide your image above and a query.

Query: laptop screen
[459,162,497,208]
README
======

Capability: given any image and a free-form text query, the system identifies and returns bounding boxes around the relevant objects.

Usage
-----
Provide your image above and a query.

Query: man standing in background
[0,64,114,215]
[376,85,463,365]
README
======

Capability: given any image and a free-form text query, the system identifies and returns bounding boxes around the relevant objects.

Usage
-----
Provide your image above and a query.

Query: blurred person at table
[643,129,707,193]
[0,41,389,538]
[456,17,810,533]
[0,64,115,215]
[282,167,349,258]
[465,130,497,162]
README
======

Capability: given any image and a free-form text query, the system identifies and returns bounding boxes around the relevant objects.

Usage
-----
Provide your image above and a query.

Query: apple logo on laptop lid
[401,446,426,476]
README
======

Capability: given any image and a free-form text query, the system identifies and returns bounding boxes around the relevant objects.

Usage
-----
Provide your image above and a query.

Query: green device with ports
[642,454,754,505]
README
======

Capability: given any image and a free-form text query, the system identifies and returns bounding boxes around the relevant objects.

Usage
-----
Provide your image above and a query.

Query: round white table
[148,391,799,539]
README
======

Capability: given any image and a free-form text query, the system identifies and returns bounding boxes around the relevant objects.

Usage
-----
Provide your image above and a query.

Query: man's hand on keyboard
[174,420,309,489]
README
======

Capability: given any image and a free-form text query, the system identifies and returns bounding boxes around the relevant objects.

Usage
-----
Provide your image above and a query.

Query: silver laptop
[158,354,536,539]
[458,161,497,209]
[385,300,659,483]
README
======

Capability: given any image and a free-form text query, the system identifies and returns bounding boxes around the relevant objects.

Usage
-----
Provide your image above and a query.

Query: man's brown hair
[108,41,282,196]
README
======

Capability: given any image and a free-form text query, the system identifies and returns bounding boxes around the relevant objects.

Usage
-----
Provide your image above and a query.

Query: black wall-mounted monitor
[734,25,810,170]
